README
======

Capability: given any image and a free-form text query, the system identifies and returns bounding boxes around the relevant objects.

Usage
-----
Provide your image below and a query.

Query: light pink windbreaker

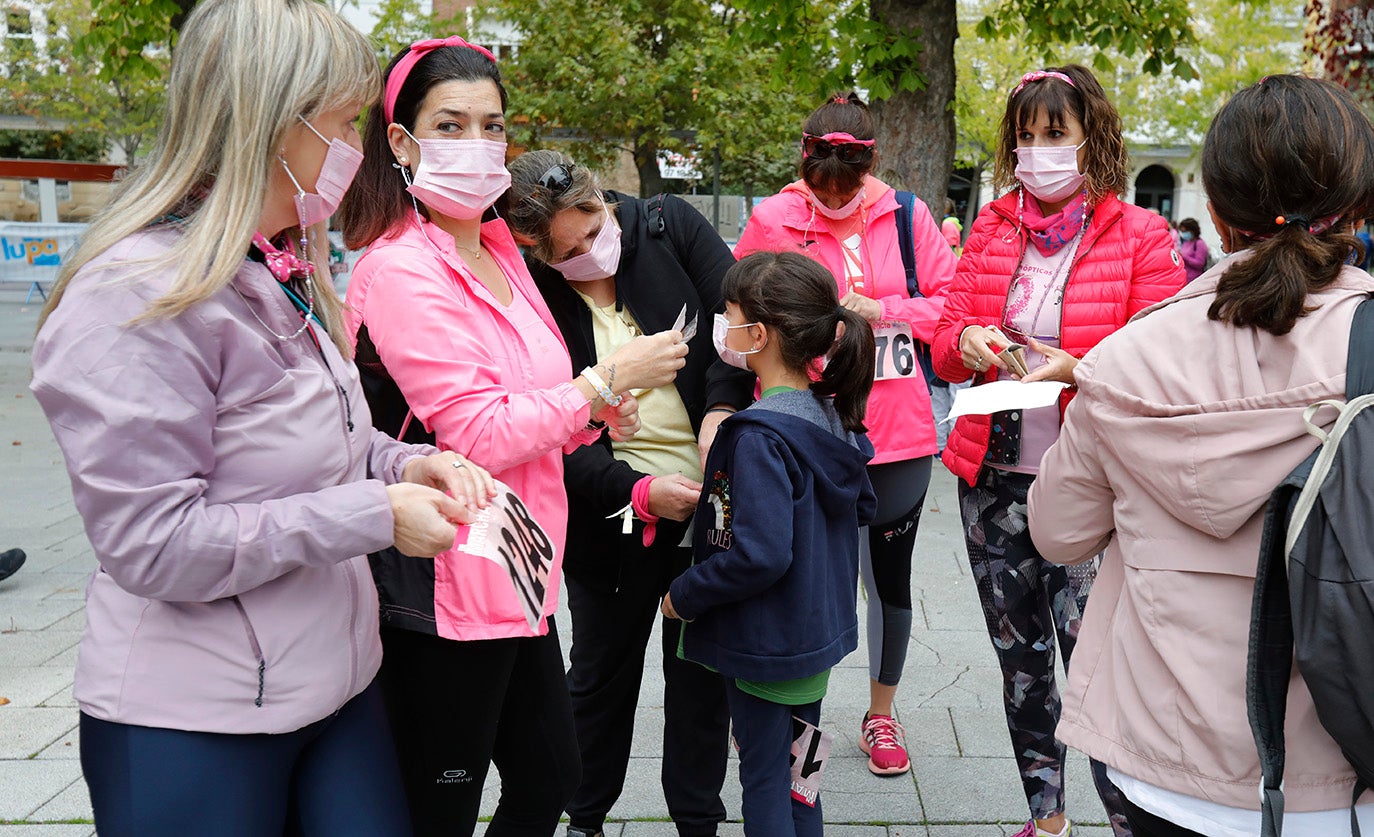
[734,176,954,463]
[345,216,600,641]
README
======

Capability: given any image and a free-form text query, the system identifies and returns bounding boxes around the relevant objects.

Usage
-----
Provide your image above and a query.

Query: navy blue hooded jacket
[669,390,876,682]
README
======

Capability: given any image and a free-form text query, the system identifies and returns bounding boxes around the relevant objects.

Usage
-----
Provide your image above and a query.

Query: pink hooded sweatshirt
[735,176,954,462]
[346,216,601,641]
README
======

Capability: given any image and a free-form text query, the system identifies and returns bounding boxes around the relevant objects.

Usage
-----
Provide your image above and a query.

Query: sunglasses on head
[802,132,876,165]
[537,163,574,195]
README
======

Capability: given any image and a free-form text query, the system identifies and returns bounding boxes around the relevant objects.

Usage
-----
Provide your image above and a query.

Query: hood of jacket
[1072,254,1374,540]
[725,389,874,517]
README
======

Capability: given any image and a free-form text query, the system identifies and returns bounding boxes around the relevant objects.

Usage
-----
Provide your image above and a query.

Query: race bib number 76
[874,321,918,381]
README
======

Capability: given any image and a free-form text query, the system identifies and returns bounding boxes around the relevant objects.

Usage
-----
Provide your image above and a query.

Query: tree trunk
[964,160,984,232]
[743,179,754,219]
[634,139,665,198]
[869,0,957,217]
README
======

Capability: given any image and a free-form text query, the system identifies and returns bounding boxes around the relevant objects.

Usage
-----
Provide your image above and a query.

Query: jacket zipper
[231,595,267,707]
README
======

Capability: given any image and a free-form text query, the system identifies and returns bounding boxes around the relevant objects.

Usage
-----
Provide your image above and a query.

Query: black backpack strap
[893,190,920,298]
[1250,469,1301,837]
[1346,296,1374,399]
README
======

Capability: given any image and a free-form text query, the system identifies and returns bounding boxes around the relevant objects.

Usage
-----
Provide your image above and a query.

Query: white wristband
[581,366,622,407]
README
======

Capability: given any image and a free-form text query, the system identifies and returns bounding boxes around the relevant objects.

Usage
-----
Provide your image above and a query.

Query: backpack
[1248,297,1374,837]
[892,190,938,391]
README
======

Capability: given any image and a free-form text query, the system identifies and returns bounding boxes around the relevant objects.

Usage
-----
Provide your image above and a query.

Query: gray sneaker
[567,827,603,837]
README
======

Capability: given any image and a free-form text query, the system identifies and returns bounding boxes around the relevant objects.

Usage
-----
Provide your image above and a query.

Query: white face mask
[712,313,765,370]
[1014,141,1087,204]
[398,126,510,220]
[810,186,865,220]
[548,201,622,282]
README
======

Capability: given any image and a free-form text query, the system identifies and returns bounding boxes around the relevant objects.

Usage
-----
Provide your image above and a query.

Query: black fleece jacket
[529,191,755,589]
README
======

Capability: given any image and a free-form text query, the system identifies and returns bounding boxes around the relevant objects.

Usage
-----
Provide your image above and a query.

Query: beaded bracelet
[581,366,622,407]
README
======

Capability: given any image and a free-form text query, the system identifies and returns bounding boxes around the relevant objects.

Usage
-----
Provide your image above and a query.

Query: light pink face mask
[1014,141,1087,204]
[280,116,364,228]
[548,201,622,282]
[398,126,511,220]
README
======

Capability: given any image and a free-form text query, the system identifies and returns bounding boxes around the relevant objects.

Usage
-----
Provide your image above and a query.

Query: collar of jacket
[773,177,901,233]
[603,190,642,261]
[989,188,1126,254]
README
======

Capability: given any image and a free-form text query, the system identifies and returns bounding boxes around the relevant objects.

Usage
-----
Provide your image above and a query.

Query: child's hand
[661,592,687,621]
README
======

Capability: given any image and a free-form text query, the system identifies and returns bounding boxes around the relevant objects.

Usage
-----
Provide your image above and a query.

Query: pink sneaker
[1011,819,1073,837]
[859,714,910,775]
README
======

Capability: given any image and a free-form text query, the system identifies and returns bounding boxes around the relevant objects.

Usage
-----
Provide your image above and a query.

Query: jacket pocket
[230,596,267,707]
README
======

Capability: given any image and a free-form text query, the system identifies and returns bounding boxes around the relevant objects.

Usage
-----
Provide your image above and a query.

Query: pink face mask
[1014,141,1087,204]
[280,116,364,228]
[399,126,511,220]
[548,201,622,282]
[810,186,865,221]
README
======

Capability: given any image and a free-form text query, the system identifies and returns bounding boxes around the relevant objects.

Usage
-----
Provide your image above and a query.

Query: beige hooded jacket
[1029,256,1374,811]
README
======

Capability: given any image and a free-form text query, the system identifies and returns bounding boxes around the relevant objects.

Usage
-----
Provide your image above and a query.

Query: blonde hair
[38,0,379,355]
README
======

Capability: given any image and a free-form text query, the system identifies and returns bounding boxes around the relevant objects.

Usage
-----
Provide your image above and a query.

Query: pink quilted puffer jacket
[931,190,1186,486]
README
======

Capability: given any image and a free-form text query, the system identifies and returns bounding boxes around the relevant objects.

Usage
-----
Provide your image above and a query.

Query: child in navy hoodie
[662,251,877,836]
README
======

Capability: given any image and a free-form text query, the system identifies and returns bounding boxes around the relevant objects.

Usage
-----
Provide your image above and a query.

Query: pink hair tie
[805,131,876,147]
[383,36,499,124]
[1012,70,1076,97]
[631,476,659,548]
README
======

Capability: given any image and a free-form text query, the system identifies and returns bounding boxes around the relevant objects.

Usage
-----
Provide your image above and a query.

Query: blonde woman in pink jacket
[735,92,954,777]
[335,39,688,837]
[1030,75,1374,836]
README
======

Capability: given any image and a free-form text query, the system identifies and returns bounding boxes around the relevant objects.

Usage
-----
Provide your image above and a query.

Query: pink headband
[803,132,876,146]
[383,36,499,125]
[1012,70,1076,96]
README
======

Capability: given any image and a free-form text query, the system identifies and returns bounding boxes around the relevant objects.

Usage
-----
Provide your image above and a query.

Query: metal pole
[712,147,721,230]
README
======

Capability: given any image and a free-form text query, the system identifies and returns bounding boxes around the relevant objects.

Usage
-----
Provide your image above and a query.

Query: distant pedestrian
[505,149,749,837]
[932,64,1185,837]
[1030,73,1374,837]
[0,548,23,583]
[1178,217,1209,282]
[28,1,493,835]
[663,250,877,837]
[942,197,964,253]
[735,93,955,777]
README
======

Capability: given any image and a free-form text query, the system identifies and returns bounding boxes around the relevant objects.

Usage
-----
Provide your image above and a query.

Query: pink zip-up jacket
[345,216,600,641]
[30,228,433,735]
[735,176,954,463]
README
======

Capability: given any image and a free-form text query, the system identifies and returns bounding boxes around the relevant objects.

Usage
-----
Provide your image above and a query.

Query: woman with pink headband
[734,91,954,780]
[336,37,688,836]
[931,63,1184,837]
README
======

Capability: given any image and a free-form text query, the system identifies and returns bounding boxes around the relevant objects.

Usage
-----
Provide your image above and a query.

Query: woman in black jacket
[505,150,754,837]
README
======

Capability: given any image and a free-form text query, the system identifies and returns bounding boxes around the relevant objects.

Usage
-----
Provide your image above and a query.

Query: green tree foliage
[481,0,813,198]
[1304,0,1374,110]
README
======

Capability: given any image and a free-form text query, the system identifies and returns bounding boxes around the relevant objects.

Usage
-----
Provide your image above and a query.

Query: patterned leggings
[959,467,1132,836]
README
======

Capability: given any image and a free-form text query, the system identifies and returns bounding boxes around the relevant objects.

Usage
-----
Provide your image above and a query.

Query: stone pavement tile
[629,704,667,758]
[0,667,73,708]
[916,581,986,632]
[0,600,83,633]
[0,827,94,837]
[29,777,92,822]
[37,645,78,671]
[820,755,922,825]
[898,665,998,711]
[0,760,83,820]
[907,630,996,671]
[895,707,959,759]
[33,724,78,759]
[43,609,84,634]
[913,755,1035,824]
[948,707,1016,758]
[0,707,78,758]
[37,575,91,604]
[38,681,76,710]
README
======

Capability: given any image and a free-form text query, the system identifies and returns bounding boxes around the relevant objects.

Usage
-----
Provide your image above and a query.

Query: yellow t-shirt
[574,291,702,482]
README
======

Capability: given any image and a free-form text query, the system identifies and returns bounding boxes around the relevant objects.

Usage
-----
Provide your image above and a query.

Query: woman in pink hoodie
[335,38,688,837]
[735,93,954,777]
[1030,74,1374,837]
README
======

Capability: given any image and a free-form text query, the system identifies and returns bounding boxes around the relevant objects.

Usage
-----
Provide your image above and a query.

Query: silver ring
[451,460,467,470]
[974,358,983,371]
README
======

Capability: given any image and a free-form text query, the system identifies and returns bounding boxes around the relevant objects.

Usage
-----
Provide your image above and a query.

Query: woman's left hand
[402,452,498,511]
[839,292,883,323]
[599,392,641,442]
[1021,338,1079,385]
[661,591,686,621]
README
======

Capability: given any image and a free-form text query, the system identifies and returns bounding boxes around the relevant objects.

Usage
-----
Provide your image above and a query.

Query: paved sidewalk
[0,285,1113,836]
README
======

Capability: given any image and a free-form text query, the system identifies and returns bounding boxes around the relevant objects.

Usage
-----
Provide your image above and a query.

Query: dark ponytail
[1202,74,1374,336]
[722,252,875,433]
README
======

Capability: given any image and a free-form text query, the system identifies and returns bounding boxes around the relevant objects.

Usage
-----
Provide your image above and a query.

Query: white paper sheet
[947,380,1069,419]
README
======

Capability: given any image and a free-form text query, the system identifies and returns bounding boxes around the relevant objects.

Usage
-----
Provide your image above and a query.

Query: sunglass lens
[538,165,573,194]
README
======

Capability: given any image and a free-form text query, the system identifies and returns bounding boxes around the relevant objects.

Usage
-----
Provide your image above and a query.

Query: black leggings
[80,680,411,837]
[1121,794,1207,837]
[378,620,581,837]
[859,456,932,685]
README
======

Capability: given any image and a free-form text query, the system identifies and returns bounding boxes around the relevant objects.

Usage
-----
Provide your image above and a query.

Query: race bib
[789,717,834,807]
[454,482,555,630]
[874,320,918,381]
